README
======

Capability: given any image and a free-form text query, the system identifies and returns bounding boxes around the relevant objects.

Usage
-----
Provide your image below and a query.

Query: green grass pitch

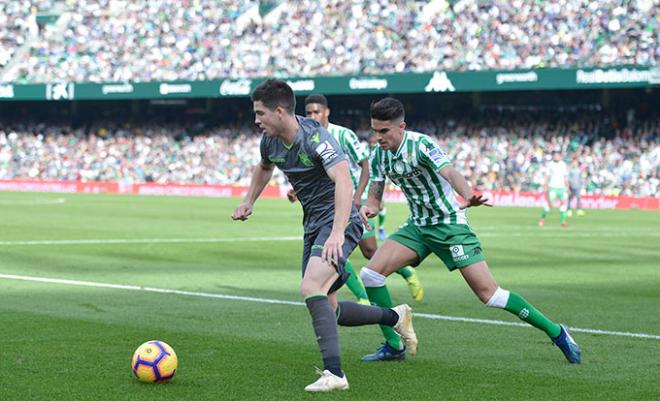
[0,191,658,401]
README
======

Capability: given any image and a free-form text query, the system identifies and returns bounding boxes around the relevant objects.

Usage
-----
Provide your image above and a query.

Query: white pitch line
[1,273,659,341]
[0,237,301,246]
[1,231,659,247]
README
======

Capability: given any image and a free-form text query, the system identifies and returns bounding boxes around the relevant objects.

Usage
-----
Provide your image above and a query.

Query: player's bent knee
[360,267,386,287]
[361,246,376,259]
[300,281,323,298]
[485,287,510,308]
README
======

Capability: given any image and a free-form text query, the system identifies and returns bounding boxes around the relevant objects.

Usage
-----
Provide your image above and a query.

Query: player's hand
[459,194,492,209]
[359,205,377,229]
[231,202,253,221]
[322,230,345,267]
[286,188,298,203]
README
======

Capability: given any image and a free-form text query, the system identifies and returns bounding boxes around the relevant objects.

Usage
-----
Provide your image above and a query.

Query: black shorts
[301,215,363,294]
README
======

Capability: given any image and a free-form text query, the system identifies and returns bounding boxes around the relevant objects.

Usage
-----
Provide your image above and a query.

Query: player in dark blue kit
[231,79,416,392]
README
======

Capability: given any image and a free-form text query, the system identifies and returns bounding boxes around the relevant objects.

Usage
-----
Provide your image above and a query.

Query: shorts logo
[450,245,469,262]
[315,141,338,163]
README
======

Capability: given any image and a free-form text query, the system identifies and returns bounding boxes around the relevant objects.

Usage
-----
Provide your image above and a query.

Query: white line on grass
[1,230,659,247]
[1,273,659,341]
[0,197,66,205]
[0,237,301,246]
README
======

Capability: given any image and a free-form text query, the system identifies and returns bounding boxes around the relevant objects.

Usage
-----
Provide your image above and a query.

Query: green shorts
[390,219,484,271]
[362,217,376,239]
[547,187,568,203]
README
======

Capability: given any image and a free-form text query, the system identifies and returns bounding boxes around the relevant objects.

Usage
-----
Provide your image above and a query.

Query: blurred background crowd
[1,115,657,197]
[2,0,657,83]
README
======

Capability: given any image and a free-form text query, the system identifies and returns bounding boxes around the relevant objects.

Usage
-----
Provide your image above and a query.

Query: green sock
[395,266,413,279]
[541,209,549,219]
[343,260,368,300]
[378,209,386,227]
[504,291,561,338]
[560,211,567,223]
[365,285,402,349]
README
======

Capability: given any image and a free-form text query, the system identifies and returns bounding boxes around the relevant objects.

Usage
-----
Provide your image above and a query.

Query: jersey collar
[393,130,409,159]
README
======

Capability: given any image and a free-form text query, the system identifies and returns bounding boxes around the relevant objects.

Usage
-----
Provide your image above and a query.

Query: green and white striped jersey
[370,130,467,226]
[327,123,369,191]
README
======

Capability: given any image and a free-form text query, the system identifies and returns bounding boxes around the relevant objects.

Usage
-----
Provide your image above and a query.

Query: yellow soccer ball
[131,340,178,383]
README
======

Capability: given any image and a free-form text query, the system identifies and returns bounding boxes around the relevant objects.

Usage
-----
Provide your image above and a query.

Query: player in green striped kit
[292,94,423,314]
[359,97,582,364]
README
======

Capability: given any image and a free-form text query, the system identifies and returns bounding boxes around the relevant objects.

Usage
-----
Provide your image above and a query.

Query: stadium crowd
[2,0,657,83]
[0,116,657,197]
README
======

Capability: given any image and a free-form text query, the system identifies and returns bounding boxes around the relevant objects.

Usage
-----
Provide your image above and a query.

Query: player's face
[305,103,329,126]
[253,100,283,137]
[371,118,406,152]
[553,153,561,162]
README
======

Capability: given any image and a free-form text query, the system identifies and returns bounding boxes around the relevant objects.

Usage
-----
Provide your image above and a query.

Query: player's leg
[559,189,568,227]
[429,223,581,363]
[394,266,424,302]
[301,256,346,385]
[377,200,387,240]
[361,219,423,301]
[459,261,580,363]
[575,188,585,216]
[361,223,424,359]
[539,191,551,226]
[343,259,369,304]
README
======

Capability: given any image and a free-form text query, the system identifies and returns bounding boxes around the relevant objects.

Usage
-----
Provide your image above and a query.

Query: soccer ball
[131,340,178,383]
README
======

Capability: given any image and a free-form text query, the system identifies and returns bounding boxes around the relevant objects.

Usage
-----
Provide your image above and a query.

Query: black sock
[336,301,399,327]
[305,295,343,377]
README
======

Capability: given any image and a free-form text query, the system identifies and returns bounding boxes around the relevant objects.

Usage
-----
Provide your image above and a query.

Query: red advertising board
[0,179,657,210]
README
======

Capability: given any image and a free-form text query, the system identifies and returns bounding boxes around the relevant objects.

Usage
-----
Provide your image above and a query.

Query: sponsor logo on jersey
[311,132,321,144]
[268,156,286,163]
[428,147,445,164]
[315,141,338,163]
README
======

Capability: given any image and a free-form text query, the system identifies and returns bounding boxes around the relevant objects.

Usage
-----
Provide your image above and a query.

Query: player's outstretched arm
[323,160,352,265]
[231,161,274,221]
[439,165,491,209]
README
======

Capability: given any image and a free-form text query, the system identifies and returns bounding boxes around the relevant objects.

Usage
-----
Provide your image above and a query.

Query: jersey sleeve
[418,136,450,171]
[259,136,273,165]
[309,127,346,171]
[341,129,369,164]
[370,147,385,182]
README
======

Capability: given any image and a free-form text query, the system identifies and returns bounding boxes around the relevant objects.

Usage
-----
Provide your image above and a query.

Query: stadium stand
[1,115,657,196]
[2,0,657,83]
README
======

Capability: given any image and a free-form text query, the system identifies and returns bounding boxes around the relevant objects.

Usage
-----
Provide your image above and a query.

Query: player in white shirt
[539,151,569,227]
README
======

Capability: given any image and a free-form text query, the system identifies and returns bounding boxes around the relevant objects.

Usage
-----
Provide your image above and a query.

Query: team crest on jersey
[394,160,406,174]
[298,151,313,167]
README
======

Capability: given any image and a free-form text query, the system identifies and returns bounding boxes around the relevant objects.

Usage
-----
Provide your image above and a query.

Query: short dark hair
[251,79,295,114]
[304,94,328,108]
[370,97,405,121]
